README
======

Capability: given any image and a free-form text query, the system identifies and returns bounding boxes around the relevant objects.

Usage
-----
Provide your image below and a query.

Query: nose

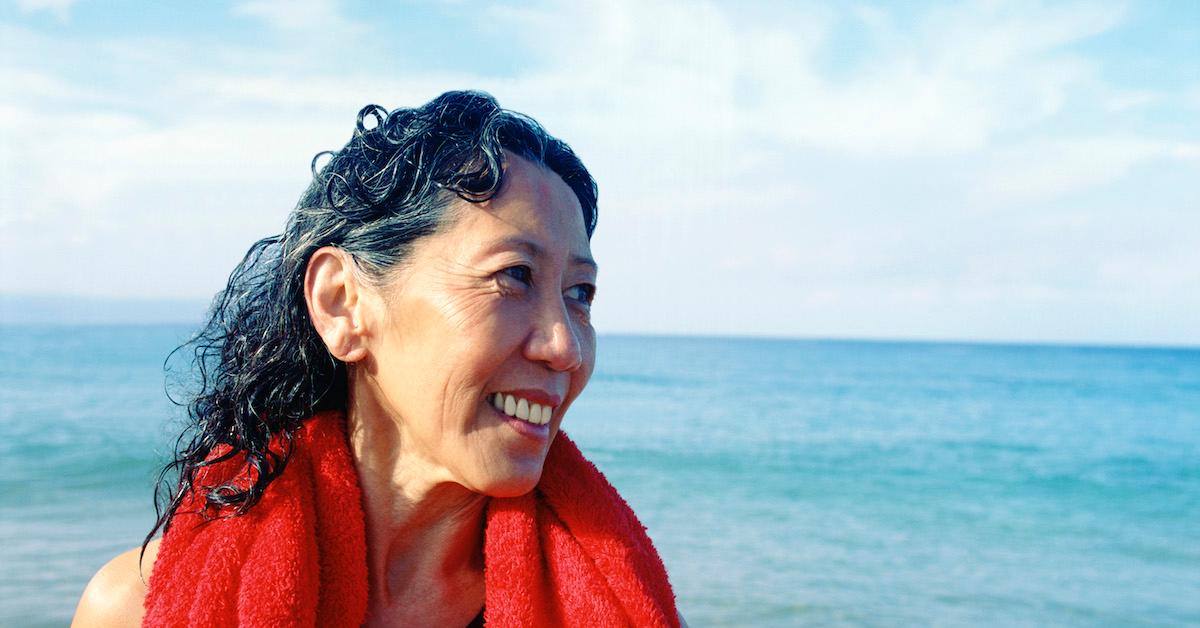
[524,299,584,372]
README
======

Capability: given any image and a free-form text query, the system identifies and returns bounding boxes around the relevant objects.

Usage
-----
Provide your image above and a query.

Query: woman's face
[355,154,597,497]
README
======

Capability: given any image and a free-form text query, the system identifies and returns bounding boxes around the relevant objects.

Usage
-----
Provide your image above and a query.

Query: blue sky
[1,0,1197,345]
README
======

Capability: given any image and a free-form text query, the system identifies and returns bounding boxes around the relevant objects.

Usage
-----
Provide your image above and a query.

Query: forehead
[438,155,593,262]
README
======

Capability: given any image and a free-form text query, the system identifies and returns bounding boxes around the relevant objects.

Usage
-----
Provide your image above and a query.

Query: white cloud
[2,0,1197,344]
[1104,90,1163,112]
[972,137,1187,205]
[1186,86,1200,110]
[14,0,76,20]
[232,0,364,35]
[921,0,1124,70]
[467,0,1129,160]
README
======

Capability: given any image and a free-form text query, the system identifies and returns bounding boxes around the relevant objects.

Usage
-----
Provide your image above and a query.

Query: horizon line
[0,321,1194,353]
[1,292,1195,352]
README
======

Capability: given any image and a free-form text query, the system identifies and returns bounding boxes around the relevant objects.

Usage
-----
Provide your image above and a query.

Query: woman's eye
[502,265,532,285]
[566,283,596,306]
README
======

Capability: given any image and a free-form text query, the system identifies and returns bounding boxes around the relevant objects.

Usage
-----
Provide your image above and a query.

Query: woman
[73,91,682,627]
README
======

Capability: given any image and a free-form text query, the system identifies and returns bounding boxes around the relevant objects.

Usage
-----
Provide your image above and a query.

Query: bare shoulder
[71,539,160,628]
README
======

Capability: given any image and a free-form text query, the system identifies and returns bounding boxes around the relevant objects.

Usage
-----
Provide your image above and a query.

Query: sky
[1,0,1197,346]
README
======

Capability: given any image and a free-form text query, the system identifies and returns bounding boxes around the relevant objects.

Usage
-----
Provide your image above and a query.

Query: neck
[345,378,488,619]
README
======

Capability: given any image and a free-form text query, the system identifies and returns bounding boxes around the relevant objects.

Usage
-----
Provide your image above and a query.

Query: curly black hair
[146,90,597,550]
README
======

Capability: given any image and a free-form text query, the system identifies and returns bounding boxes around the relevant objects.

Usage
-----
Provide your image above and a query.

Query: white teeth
[493,393,554,425]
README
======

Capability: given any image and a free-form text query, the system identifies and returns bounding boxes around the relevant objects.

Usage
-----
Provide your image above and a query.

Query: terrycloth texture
[142,413,368,627]
[143,411,679,627]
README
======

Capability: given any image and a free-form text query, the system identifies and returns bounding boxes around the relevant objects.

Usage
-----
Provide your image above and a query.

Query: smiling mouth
[491,393,554,426]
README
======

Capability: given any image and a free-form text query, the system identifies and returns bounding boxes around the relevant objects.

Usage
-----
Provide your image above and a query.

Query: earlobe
[304,247,368,363]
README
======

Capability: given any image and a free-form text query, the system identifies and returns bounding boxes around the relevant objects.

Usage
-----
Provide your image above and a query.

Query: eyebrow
[486,237,598,272]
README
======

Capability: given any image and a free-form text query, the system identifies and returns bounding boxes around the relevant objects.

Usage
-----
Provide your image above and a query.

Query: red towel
[143,411,679,627]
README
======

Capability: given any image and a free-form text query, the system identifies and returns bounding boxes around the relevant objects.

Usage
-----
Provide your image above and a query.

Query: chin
[470,461,547,498]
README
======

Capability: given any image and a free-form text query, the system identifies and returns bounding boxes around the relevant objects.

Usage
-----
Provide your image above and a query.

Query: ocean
[1,325,1197,626]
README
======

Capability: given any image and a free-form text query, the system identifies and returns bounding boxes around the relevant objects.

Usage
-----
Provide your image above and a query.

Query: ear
[304,247,369,363]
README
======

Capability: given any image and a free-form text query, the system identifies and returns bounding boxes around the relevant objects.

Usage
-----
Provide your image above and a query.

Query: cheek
[444,300,530,392]
[579,316,597,364]
[465,299,530,361]
[572,327,598,394]
[440,291,497,333]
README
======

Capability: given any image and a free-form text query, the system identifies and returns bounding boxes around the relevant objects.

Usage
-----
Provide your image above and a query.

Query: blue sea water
[1,326,1197,626]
